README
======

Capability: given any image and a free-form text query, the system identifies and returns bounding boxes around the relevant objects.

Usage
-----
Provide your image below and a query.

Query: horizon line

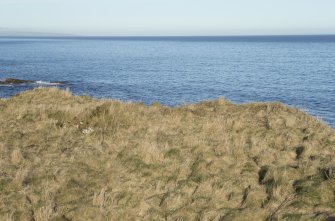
[1,33,335,38]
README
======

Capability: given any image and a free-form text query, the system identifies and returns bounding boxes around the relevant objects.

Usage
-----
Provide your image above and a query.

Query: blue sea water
[0,36,335,127]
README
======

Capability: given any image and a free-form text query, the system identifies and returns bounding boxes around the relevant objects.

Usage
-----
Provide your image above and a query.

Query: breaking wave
[35,81,62,85]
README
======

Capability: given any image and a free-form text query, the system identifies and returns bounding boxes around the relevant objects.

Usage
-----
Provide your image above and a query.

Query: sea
[0,36,334,127]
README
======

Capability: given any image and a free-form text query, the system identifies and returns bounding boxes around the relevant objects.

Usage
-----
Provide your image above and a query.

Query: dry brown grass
[0,87,335,221]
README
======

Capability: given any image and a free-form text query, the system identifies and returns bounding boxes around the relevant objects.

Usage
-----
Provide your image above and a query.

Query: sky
[0,0,335,36]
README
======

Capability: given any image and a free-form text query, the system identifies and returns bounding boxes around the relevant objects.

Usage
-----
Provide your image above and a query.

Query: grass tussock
[0,87,335,221]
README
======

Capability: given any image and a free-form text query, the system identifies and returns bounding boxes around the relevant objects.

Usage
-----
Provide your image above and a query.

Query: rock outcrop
[0,78,65,85]
[0,78,34,84]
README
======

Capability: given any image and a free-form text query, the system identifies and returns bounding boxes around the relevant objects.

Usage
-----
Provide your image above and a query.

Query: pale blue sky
[0,0,334,36]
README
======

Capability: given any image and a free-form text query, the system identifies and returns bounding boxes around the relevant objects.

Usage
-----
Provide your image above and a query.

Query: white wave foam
[35,81,61,85]
[0,84,14,87]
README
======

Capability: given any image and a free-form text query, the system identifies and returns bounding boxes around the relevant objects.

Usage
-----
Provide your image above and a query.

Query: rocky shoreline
[0,78,65,85]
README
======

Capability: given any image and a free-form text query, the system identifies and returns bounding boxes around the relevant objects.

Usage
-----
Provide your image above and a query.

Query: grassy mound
[0,88,334,221]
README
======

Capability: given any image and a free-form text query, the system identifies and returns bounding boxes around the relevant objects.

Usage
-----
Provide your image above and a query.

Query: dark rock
[0,78,34,84]
[0,78,66,85]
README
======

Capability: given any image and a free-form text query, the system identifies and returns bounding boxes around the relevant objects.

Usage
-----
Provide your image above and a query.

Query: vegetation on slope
[0,88,334,221]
